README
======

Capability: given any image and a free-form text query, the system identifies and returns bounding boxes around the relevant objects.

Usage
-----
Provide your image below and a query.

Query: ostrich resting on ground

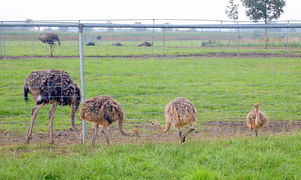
[24,69,81,144]
[246,103,269,137]
[152,97,196,143]
[37,32,61,57]
[80,95,139,146]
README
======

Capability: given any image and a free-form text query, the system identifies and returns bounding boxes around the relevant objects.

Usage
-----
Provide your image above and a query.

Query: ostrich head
[152,120,160,126]
[253,103,260,109]
[131,129,140,136]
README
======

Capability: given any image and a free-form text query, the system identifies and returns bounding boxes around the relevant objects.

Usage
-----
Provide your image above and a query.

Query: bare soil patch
[1,120,300,146]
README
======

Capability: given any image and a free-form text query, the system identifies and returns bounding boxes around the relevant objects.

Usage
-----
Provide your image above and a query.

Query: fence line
[0,20,301,144]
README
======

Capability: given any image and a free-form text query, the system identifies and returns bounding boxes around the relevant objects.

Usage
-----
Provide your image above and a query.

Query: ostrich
[138,42,152,47]
[112,42,124,46]
[152,97,196,143]
[246,103,269,137]
[80,95,139,146]
[37,30,61,57]
[24,69,81,144]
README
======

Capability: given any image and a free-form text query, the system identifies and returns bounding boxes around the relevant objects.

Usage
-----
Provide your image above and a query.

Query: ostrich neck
[255,108,260,123]
[156,122,169,132]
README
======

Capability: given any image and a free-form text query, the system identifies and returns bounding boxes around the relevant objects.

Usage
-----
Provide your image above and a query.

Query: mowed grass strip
[0,57,301,131]
[0,133,300,179]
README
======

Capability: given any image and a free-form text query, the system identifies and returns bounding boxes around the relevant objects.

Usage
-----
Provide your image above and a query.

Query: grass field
[1,56,301,131]
[2,40,301,57]
[0,133,300,179]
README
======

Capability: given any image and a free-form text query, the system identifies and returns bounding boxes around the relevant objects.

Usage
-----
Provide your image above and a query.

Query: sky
[1,0,301,22]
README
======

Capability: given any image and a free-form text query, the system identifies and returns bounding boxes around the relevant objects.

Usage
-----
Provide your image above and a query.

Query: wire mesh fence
[0,19,301,145]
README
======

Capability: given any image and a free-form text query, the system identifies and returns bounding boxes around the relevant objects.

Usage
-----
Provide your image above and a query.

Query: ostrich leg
[91,124,99,147]
[70,104,81,134]
[177,128,182,143]
[25,103,45,144]
[49,43,56,57]
[102,125,111,145]
[48,103,58,144]
[181,126,195,143]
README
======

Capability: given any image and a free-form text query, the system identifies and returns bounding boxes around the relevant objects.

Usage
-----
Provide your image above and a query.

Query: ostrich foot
[48,139,54,144]
[25,136,32,144]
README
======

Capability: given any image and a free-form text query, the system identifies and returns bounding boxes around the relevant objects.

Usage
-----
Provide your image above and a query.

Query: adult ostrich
[152,97,196,143]
[37,29,61,57]
[24,69,81,144]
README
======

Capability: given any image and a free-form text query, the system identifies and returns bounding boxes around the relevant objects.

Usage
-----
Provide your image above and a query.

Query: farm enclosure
[0,20,301,145]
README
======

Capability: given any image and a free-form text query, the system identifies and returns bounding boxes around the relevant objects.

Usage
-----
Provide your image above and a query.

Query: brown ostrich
[37,31,61,57]
[246,103,269,137]
[80,95,139,146]
[152,97,196,143]
[24,69,81,144]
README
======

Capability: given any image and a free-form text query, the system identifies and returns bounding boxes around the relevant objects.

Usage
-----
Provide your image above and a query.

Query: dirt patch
[1,120,300,146]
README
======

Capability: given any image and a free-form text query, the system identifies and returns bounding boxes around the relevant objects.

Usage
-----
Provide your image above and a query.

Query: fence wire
[0,20,301,145]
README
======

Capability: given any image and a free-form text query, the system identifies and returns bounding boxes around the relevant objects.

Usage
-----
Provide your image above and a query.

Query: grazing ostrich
[86,42,96,46]
[246,103,269,137]
[96,35,102,40]
[80,95,139,146]
[138,42,152,47]
[37,30,61,57]
[152,97,196,143]
[24,69,81,144]
[112,42,124,46]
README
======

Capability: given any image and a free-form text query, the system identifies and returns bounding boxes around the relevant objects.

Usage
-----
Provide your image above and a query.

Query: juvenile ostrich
[24,69,81,144]
[152,97,196,143]
[246,103,269,137]
[37,31,61,57]
[80,95,139,146]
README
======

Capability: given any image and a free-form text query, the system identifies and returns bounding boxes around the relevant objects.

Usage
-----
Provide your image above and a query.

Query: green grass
[2,30,301,57]
[0,133,300,179]
[2,40,301,57]
[1,56,301,131]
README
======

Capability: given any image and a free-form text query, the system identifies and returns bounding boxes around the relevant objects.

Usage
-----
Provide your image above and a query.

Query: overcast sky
[1,0,301,22]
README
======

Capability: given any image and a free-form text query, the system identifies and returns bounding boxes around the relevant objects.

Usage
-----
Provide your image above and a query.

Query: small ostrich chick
[152,97,196,143]
[246,103,269,137]
[80,95,138,146]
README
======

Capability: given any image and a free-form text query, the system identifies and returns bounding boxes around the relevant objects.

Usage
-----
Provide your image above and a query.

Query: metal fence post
[237,26,240,57]
[286,20,289,48]
[79,23,87,143]
[0,21,2,58]
[152,19,155,56]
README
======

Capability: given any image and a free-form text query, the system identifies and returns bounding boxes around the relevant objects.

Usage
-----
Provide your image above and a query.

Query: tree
[225,0,239,21]
[241,0,286,49]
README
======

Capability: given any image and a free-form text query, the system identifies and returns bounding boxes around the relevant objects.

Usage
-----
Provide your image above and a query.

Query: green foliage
[241,0,286,23]
[225,0,240,21]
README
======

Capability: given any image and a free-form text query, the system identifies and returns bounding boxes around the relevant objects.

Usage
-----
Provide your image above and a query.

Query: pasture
[1,56,301,131]
[0,28,301,179]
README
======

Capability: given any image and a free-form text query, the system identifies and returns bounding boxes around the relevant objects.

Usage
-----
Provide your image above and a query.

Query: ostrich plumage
[24,69,81,144]
[153,97,196,143]
[37,33,61,56]
[80,95,138,146]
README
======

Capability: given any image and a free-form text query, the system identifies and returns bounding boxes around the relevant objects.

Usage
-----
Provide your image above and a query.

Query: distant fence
[0,19,301,143]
